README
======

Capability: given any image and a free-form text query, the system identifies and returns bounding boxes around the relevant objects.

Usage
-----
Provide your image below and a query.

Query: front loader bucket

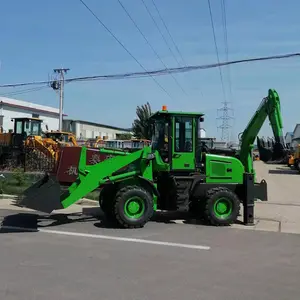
[16,174,64,214]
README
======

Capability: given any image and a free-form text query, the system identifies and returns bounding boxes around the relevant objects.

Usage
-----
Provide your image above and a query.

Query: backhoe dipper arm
[239,89,285,174]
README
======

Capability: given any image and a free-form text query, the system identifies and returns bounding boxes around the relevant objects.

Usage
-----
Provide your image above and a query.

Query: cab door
[171,116,195,171]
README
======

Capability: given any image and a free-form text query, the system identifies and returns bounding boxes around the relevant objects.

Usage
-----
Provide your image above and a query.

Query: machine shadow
[1,207,243,233]
[0,212,97,233]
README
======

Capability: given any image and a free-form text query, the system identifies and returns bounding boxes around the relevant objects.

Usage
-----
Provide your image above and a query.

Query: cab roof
[12,117,42,122]
[150,110,205,120]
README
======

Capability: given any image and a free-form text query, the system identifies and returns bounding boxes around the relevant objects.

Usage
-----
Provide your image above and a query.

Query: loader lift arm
[18,146,168,213]
[239,89,286,174]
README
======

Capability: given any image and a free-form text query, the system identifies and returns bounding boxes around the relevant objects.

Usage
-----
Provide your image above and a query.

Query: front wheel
[203,187,240,226]
[113,185,154,228]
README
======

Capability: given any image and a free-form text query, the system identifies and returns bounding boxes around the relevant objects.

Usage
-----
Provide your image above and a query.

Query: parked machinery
[289,144,300,170]
[0,117,44,167]
[0,117,78,169]
[19,89,281,228]
[255,90,290,164]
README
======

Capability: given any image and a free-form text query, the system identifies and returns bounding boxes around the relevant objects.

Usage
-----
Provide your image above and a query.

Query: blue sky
[0,0,299,141]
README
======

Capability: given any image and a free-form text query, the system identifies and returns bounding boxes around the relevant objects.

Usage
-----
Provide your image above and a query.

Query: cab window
[174,117,193,152]
[15,121,23,134]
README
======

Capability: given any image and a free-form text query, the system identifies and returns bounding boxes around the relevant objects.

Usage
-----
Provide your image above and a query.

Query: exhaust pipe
[16,174,64,213]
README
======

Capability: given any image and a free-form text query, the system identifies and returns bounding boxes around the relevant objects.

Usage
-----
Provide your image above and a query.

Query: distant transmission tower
[217,101,234,142]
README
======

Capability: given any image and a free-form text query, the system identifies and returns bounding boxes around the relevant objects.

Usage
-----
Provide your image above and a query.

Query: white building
[0,96,64,132]
[62,119,131,140]
[285,131,294,147]
[291,124,300,149]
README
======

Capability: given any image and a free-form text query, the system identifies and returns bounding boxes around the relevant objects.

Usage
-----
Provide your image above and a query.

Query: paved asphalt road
[1,208,300,300]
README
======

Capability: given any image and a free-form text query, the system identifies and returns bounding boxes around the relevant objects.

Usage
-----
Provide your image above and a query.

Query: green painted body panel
[205,154,244,184]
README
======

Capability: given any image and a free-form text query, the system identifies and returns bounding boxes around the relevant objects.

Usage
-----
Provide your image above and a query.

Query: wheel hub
[214,197,232,219]
[124,197,145,219]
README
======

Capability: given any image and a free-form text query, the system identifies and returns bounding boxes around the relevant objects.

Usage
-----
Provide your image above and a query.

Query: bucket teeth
[16,175,64,214]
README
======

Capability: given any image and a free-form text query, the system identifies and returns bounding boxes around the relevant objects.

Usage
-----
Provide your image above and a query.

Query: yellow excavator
[288,144,300,170]
[0,117,77,167]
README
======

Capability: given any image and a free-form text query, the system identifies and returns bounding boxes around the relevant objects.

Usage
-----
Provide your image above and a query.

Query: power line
[150,0,187,67]
[0,86,49,97]
[79,0,173,100]
[220,0,232,97]
[219,0,233,142]
[0,52,299,88]
[140,0,182,68]
[207,0,226,103]
[116,0,188,96]
[140,0,192,97]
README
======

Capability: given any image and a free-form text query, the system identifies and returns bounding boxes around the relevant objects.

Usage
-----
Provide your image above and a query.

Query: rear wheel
[113,185,154,228]
[203,187,240,226]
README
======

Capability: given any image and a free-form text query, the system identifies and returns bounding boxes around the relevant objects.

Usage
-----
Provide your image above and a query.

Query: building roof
[0,96,67,117]
[293,124,300,136]
[64,118,131,132]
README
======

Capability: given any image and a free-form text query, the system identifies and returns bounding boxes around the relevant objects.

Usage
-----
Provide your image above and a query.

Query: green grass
[0,179,31,196]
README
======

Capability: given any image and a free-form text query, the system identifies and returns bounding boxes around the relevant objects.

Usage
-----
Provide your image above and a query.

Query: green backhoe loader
[17,90,274,228]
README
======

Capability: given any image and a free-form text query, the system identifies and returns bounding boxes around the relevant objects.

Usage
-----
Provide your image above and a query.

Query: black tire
[295,159,300,170]
[113,185,154,229]
[99,185,117,220]
[203,187,240,226]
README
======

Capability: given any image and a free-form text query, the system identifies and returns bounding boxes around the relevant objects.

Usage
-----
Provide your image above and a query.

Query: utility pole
[52,68,69,131]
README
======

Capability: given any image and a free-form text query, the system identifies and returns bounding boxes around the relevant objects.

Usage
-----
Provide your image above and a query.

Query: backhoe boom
[239,89,286,173]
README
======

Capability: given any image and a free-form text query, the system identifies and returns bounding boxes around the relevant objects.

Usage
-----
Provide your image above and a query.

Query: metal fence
[0,146,57,173]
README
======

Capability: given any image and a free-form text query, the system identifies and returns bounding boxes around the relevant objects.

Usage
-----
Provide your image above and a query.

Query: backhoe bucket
[257,137,289,164]
[16,174,64,213]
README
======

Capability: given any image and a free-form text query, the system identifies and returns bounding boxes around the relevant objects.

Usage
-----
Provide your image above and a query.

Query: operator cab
[149,105,205,174]
[45,131,73,143]
[12,117,42,147]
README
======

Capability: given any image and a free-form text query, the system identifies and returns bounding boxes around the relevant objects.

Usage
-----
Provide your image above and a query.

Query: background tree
[132,102,153,139]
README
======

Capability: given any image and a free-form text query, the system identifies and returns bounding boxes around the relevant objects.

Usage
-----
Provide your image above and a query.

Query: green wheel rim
[213,197,233,219]
[124,196,145,219]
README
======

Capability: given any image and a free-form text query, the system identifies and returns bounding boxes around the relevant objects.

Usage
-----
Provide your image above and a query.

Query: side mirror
[200,116,204,122]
